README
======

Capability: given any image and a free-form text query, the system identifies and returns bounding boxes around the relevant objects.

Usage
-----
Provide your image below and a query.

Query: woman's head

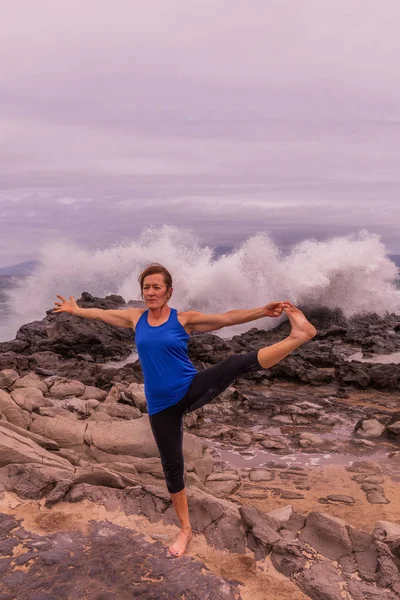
[138,263,173,307]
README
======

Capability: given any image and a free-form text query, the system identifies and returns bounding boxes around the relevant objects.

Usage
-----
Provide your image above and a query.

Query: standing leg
[169,488,192,556]
[149,408,192,557]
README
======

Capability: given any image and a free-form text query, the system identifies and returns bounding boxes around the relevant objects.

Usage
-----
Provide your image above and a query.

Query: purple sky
[1,0,400,267]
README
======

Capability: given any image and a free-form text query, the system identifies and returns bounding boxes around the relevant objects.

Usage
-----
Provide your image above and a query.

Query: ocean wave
[0,226,399,342]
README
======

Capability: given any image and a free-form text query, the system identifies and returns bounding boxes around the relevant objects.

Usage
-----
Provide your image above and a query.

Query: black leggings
[149,351,262,494]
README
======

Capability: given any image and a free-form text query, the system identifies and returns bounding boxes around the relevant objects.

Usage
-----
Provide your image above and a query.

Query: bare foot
[168,527,192,557]
[284,305,316,343]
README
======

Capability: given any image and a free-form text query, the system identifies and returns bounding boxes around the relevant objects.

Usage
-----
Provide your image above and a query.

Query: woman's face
[142,273,172,308]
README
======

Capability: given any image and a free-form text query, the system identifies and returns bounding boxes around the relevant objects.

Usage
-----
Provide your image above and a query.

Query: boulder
[11,387,53,412]
[239,504,281,560]
[206,471,241,497]
[297,560,344,600]
[0,420,59,450]
[355,419,386,439]
[0,369,19,388]
[267,505,293,524]
[335,362,371,388]
[249,469,275,482]
[49,379,86,399]
[387,420,400,436]
[300,512,353,560]
[0,426,72,470]
[95,403,142,420]
[80,385,107,401]
[299,432,326,447]
[126,382,147,412]
[12,373,48,394]
[29,415,87,449]
[0,389,31,429]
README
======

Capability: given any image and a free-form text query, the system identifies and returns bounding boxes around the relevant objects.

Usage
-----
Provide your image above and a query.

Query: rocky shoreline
[1,293,400,599]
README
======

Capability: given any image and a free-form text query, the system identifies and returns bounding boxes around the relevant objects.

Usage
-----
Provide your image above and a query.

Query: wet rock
[271,414,293,425]
[365,475,385,484]
[224,429,252,447]
[352,438,377,448]
[369,363,400,391]
[188,334,233,365]
[259,437,289,451]
[346,461,383,475]
[366,490,390,505]
[321,495,355,505]
[298,432,326,447]
[336,361,371,388]
[361,482,384,492]
[238,391,269,410]
[355,419,386,439]
[248,469,274,482]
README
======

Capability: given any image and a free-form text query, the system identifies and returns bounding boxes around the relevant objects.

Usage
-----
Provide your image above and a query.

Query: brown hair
[138,263,173,298]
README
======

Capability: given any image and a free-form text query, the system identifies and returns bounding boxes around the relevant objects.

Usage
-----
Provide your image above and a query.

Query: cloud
[1,1,400,265]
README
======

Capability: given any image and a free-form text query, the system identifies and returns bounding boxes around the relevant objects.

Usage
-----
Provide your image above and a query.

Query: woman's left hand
[264,301,291,317]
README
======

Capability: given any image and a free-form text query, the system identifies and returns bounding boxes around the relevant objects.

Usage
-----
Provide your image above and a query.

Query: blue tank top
[135,308,198,415]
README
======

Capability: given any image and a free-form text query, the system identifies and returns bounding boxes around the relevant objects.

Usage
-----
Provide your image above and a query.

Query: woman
[54,263,316,557]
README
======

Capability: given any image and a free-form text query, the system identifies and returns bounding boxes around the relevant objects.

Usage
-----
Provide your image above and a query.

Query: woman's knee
[163,461,185,494]
[165,472,185,494]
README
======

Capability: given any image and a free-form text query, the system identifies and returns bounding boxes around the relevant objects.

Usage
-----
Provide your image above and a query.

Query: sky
[1,0,400,267]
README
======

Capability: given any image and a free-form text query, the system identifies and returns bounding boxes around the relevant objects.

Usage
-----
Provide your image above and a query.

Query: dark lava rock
[239,505,280,560]
[335,361,371,388]
[296,560,344,600]
[0,514,241,600]
[0,293,137,361]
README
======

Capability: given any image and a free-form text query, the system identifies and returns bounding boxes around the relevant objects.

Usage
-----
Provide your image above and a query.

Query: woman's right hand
[53,295,78,314]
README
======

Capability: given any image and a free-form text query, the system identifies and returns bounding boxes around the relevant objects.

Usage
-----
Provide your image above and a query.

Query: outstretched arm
[182,301,290,333]
[53,295,144,329]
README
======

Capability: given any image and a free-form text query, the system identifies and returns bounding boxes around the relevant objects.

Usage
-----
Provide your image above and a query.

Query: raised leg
[257,304,316,368]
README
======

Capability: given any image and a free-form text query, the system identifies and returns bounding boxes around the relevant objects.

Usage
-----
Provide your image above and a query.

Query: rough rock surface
[0,512,242,600]
[1,299,400,599]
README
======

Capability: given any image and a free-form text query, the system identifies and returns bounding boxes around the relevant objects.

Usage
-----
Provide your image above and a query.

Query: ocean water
[0,226,399,343]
